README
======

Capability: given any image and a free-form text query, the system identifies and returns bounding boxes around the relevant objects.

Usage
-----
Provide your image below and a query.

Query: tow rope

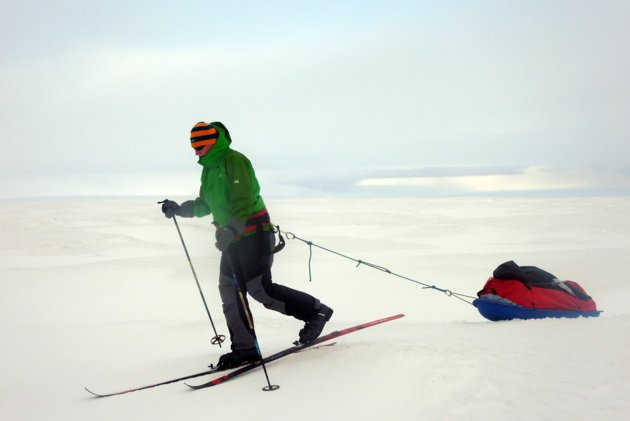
[285,230,476,306]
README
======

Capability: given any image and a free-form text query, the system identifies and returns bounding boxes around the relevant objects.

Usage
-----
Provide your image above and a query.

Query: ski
[84,341,338,397]
[185,313,405,390]
[85,366,222,398]
[296,341,337,352]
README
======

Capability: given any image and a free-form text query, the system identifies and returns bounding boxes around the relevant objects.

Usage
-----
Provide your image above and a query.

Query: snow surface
[1,197,629,420]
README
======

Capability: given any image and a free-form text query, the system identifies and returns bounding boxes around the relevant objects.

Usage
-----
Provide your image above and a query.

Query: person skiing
[161,121,333,370]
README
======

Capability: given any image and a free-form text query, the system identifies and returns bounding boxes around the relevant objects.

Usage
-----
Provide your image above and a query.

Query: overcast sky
[1,1,629,198]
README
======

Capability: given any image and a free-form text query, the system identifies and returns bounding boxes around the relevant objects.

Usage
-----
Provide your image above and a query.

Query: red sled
[474,261,601,321]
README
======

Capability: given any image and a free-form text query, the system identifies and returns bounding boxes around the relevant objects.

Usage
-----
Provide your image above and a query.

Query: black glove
[215,227,236,251]
[215,218,246,251]
[161,200,180,218]
[161,200,195,219]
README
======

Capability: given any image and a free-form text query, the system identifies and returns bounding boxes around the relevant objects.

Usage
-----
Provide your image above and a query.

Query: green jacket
[191,122,266,227]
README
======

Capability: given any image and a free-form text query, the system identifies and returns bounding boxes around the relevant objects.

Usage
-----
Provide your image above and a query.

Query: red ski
[85,366,221,398]
[84,341,340,398]
[185,314,405,390]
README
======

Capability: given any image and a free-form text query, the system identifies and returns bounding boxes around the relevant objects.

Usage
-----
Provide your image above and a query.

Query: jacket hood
[197,121,232,167]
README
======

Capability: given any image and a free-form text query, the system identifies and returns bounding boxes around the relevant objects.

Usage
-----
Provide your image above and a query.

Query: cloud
[355,166,630,195]
[1,165,629,199]
[1,1,629,197]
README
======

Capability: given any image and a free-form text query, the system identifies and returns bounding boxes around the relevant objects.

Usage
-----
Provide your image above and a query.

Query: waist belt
[238,208,285,253]
[242,208,271,235]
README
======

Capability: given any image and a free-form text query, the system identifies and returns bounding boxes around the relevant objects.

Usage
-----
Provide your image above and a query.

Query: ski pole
[224,251,279,392]
[158,200,225,347]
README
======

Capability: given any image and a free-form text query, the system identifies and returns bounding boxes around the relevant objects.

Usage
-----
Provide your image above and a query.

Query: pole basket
[211,335,226,345]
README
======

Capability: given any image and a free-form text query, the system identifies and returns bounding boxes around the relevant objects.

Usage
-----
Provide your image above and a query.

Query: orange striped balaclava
[190,122,219,156]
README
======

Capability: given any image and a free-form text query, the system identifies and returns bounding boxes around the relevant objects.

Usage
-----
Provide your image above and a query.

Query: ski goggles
[192,139,217,152]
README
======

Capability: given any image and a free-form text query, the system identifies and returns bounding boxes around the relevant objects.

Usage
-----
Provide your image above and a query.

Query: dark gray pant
[218,230,320,351]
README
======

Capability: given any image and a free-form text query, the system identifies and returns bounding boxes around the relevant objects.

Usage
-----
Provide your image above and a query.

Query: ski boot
[298,304,334,344]
[216,347,259,370]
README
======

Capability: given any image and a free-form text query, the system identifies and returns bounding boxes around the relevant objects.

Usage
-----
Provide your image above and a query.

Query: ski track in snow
[1,197,629,420]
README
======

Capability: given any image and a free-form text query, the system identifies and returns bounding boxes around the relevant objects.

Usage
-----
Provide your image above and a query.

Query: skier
[161,121,333,370]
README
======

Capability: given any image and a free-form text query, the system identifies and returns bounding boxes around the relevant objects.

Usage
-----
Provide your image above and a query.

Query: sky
[1,0,629,198]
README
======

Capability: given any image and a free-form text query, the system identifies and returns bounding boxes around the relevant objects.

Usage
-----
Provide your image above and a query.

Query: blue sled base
[474,297,602,322]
